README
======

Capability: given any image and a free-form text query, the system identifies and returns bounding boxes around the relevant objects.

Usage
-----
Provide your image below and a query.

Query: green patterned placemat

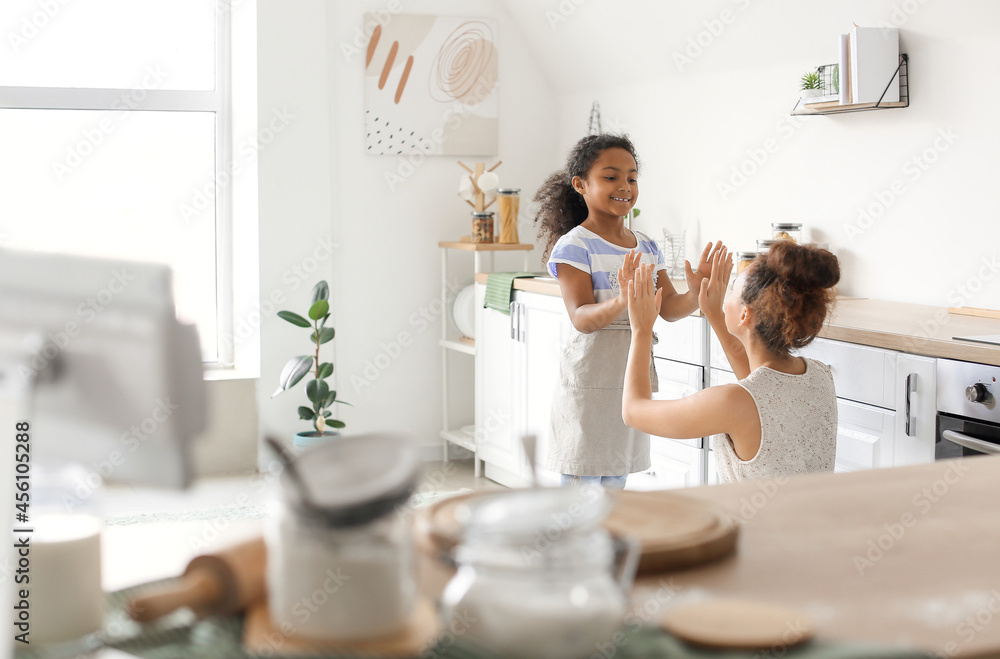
[14,581,936,659]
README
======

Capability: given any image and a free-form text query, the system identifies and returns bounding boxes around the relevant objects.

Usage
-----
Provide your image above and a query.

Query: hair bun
[766,241,840,292]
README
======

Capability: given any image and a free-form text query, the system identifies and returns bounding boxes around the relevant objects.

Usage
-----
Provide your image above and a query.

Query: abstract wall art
[364,14,498,156]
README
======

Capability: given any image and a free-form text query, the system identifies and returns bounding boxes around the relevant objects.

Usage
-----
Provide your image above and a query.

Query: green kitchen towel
[483,272,539,315]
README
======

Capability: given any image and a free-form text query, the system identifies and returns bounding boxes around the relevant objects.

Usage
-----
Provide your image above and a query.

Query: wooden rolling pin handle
[127,569,223,622]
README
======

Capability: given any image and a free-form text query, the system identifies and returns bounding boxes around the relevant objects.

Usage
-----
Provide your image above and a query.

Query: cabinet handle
[518,299,526,342]
[509,301,518,340]
[904,373,917,437]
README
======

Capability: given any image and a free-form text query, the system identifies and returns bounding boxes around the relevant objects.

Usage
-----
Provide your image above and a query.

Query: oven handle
[941,429,1000,456]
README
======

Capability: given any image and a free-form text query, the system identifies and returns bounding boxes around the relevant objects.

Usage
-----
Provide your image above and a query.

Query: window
[0,0,238,366]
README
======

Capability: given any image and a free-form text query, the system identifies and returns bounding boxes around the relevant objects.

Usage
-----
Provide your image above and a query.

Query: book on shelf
[839,33,852,104]
[850,26,899,104]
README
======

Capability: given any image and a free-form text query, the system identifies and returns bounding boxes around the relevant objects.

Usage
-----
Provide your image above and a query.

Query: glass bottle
[771,223,802,243]
[497,189,520,244]
[471,211,494,243]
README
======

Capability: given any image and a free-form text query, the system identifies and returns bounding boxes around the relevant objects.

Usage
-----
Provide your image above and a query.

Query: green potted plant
[800,70,825,98]
[271,280,348,449]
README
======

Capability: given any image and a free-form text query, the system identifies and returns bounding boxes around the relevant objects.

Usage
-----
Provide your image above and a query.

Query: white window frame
[0,3,251,374]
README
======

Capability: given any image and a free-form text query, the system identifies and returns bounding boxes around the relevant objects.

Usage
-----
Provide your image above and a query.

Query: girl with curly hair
[623,241,841,483]
[535,133,721,488]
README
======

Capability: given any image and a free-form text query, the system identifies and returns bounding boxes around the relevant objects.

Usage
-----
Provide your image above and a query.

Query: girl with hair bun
[535,133,722,488]
[622,241,841,483]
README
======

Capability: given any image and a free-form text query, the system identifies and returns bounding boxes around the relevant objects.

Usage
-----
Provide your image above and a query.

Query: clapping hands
[697,245,734,321]
[627,263,662,334]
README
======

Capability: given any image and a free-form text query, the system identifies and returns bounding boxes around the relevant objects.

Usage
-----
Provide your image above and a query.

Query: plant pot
[294,429,341,450]
[800,88,824,99]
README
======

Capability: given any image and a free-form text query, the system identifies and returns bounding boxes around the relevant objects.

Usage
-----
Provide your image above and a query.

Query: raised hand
[684,240,724,294]
[698,245,733,319]
[627,263,663,334]
[616,249,642,307]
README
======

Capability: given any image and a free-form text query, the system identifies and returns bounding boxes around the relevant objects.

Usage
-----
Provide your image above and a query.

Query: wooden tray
[415,489,738,575]
[242,597,440,657]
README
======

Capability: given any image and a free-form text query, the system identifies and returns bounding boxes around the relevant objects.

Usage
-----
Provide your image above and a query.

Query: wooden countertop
[635,456,1000,657]
[473,274,1000,365]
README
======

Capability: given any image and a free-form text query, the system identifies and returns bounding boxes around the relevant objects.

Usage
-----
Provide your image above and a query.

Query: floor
[99,458,499,592]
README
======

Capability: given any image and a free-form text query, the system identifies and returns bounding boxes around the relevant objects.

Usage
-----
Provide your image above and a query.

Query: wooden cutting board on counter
[415,489,739,575]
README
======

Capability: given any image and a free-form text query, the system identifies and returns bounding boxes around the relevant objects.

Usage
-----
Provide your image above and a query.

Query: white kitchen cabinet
[476,287,569,488]
[652,315,706,366]
[795,339,936,471]
[834,398,895,472]
[629,358,706,490]
[474,285,522,479]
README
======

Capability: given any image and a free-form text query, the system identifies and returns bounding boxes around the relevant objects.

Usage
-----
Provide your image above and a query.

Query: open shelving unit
[439,240,533,476]
[791,54,908,116]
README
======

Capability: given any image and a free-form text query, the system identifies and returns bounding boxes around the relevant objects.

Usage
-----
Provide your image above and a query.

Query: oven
[936,358,1000,459]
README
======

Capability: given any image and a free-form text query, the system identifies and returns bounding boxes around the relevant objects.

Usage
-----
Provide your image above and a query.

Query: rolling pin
[127,537,267,622]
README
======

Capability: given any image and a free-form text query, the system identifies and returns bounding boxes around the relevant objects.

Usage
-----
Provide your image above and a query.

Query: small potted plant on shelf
[271,280,349,449]
[800,70,825,98]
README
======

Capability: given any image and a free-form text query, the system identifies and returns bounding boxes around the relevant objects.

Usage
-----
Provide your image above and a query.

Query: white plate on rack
[452,285,476,339]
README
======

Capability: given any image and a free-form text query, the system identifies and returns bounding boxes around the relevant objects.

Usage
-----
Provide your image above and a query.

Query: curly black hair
[534,134,640,262]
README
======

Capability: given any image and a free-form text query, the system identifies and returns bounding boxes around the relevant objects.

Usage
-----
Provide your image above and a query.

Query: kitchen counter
[634,455,1000,657]
[474,274,1000,365]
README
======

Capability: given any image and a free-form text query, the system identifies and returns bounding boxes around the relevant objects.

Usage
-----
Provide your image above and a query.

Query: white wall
[255,0,558,454]
[526,0,1000,310]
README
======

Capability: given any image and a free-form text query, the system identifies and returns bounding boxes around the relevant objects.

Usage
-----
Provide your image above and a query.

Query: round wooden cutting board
[414,489,738,574]
[662,599,814,650]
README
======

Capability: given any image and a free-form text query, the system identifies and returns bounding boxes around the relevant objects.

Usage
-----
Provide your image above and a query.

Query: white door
[835,398,896,472]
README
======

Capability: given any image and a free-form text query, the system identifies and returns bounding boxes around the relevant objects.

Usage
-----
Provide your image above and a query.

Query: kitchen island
[631,455,1000,658]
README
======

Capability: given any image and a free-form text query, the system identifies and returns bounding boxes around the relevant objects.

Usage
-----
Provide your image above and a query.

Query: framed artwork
[364,14,498,156]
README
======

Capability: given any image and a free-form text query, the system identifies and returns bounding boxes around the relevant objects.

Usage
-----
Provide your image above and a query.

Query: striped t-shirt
[547,226,667,305]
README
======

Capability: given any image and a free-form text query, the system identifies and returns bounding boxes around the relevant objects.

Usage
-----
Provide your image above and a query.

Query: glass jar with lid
[266,434,419,641]
[736,251,758,275]
[756,239,780,255]
[440,487,640,659]
[471,211,494,243]
[771,223,802,243]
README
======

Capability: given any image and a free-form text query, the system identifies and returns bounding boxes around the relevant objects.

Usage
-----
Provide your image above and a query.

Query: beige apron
[544,327,658,477]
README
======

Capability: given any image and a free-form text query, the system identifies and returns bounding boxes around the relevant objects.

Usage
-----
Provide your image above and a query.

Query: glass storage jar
[440,487,639,659]
[757,239,779,255]
[266,434,419,641]
[771,223,802,243]
[736,251,758,275]
[471,211,494,243]
[496,189,520,244]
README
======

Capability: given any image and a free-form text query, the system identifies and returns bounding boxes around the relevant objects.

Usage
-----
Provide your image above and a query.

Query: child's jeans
[560,474,627,490]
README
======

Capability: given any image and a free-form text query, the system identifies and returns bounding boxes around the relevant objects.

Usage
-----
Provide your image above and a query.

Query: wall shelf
[791,54,908,116]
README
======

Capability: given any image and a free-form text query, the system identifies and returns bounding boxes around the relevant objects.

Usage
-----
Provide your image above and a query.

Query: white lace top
[711,358,837,483]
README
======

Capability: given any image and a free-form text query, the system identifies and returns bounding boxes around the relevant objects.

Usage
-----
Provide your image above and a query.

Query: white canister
[265,434,419,642]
